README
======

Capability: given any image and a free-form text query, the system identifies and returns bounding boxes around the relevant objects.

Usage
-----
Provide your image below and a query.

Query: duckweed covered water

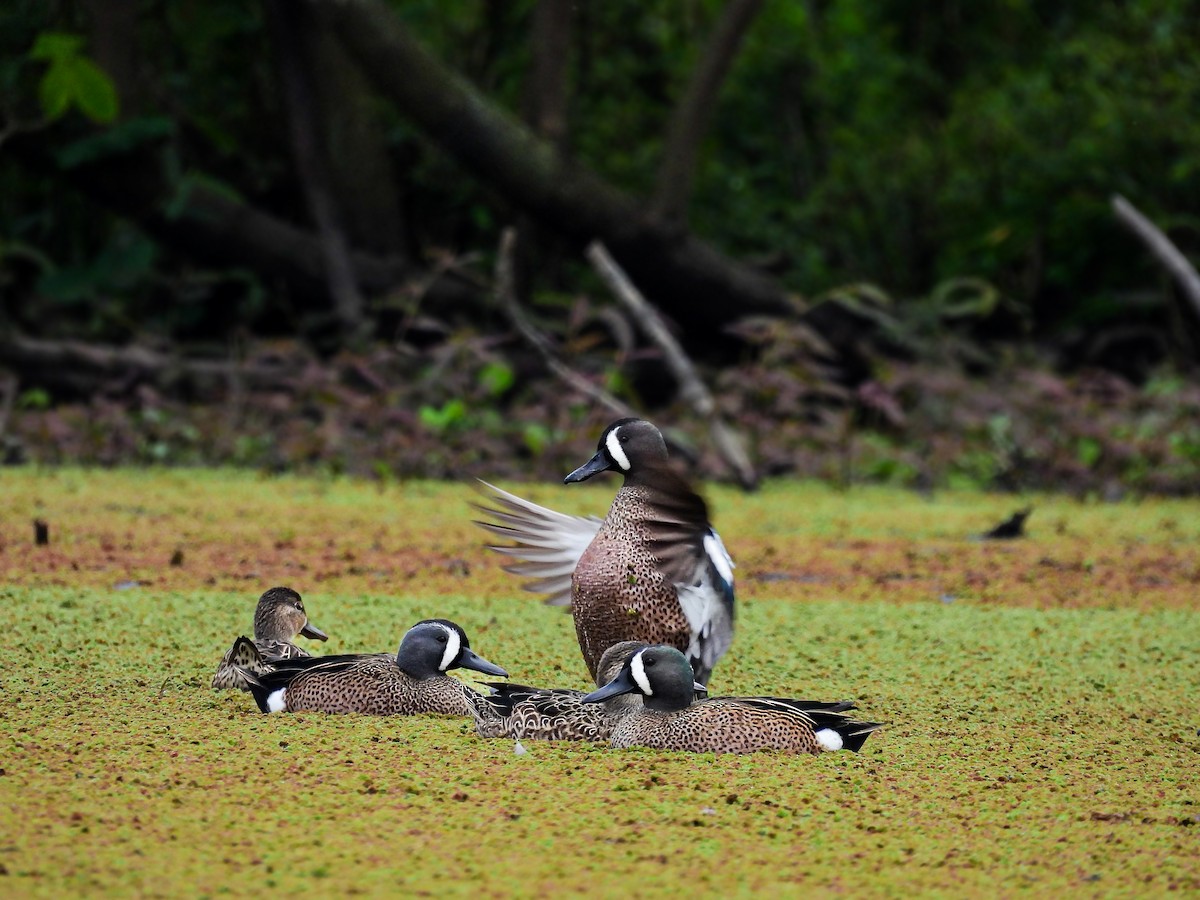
[2,470,1197,895]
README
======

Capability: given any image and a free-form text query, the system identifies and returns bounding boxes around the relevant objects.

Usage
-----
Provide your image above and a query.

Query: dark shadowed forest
[2,0,1199,493]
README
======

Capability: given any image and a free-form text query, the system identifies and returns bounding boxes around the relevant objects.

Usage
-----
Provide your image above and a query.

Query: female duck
[468,641,652,742]
[212,587,328,690]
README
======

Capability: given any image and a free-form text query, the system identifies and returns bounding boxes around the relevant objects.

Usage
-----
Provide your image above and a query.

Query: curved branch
[1112,194,1200,320]
[651,0,764,225]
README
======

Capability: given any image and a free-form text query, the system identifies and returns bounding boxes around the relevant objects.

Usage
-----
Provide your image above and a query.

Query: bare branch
[651,0,764,225]
[494,229,632,418]
[1112,194,1200,320]
[586,242,758,489]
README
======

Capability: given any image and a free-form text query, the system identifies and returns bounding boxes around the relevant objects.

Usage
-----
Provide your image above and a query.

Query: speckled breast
[571,490,691,679]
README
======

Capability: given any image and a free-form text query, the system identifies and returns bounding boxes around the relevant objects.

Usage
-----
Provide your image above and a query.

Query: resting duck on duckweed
[581,645,884,755]
[240,619,507,716]
[212,586,328,691]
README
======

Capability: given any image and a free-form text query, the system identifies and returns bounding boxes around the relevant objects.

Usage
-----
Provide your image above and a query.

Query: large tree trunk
[310,0,795,333]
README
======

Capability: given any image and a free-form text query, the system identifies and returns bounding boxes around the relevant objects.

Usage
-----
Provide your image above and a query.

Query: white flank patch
[267,688,288,714]
[704,530,735,586]
[629,650,653,696]
[815,728,844,752]
[606,428,631,471]
[438,623,461,671]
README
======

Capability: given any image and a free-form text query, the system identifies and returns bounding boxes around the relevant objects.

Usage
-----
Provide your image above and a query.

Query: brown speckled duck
[582,645,883,755]
[476,418,735,686]
[240,619,507,716]
[212,587,328,690]
[467,641,652,742]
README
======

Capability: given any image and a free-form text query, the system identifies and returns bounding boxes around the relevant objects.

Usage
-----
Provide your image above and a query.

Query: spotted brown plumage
[212,586,328,690]
[240,619,507,716]
[467,641,648,742]
[475,418,735,685]
[581,645,884,755]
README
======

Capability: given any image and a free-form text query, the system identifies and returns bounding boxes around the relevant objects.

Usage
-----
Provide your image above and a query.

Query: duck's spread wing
[473,480,601,606]
[641,471,736,680]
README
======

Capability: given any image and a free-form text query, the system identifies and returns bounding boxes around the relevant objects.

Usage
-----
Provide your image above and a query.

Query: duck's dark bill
[457,649,508,678]
[580,669,637,704]
[301,622,329,641]
[564,451,610,484]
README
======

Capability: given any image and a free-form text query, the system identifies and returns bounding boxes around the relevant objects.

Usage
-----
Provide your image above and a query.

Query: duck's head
[396,619,509,681]
[581,645,705,712]
[253,587,328,644]
[564,418,668,484]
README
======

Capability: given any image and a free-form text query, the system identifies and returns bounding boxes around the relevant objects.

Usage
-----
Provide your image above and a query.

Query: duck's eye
[436,634,447,643]
[620,434,629,443]
[645,658,655,667]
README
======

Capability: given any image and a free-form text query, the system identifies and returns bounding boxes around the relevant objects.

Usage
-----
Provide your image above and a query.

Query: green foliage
[418,398,467,433]
[477,360,515,397]
[30,31,118,123]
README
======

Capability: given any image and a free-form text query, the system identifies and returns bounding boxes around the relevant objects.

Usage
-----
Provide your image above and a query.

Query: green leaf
[29,32,84,62]
[17,389,51,411]
[56,117,173,169]
[66,56,119,123]
[38,62,74,120]
[1076,437,1102,469]
[478,361,514,397]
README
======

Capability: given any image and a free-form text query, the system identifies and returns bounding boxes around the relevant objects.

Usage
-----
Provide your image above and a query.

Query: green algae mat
[3,469,1198,896]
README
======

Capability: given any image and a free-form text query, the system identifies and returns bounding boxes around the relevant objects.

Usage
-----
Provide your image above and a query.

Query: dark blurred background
[1,1,1198,493]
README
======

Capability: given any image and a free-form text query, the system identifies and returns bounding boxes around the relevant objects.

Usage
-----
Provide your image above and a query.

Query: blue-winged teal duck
[467,641,652,742]
[582,645,883,754]
[240,619,507,716]
[476,418,735,685]
[212,586,328,690]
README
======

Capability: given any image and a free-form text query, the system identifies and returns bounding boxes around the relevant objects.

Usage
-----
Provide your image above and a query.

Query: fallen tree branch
[493,228,632,418]
[0,333,307,399]
[311,0,793,335]
[1112,194,1200,321]
[585,241,758,489]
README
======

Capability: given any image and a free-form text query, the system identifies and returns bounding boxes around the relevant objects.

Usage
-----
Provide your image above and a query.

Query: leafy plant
[30,32,118,124]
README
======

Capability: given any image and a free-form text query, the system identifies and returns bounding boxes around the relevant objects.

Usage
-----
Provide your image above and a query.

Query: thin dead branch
[1112,194,1200,321]
[585,241,758,489]
[494,229,633,418]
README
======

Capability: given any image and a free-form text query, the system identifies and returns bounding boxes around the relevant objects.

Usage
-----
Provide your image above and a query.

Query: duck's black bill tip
[564,451,610,484]
[301,622,329,641]
[458,649,508,678]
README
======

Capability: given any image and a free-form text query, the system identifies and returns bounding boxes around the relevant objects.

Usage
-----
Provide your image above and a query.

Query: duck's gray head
[396,619,508,681]
[581,645,704,712]
[564,418,669,484]
[252,587,328,644]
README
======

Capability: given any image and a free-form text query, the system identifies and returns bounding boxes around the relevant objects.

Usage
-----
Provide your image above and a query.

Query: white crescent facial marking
[704,530,735,586]
[815,728,843,752]
[605,428,631,472]
[267,688,288,713]
[438,624,461,671]
[629,650,653,696]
